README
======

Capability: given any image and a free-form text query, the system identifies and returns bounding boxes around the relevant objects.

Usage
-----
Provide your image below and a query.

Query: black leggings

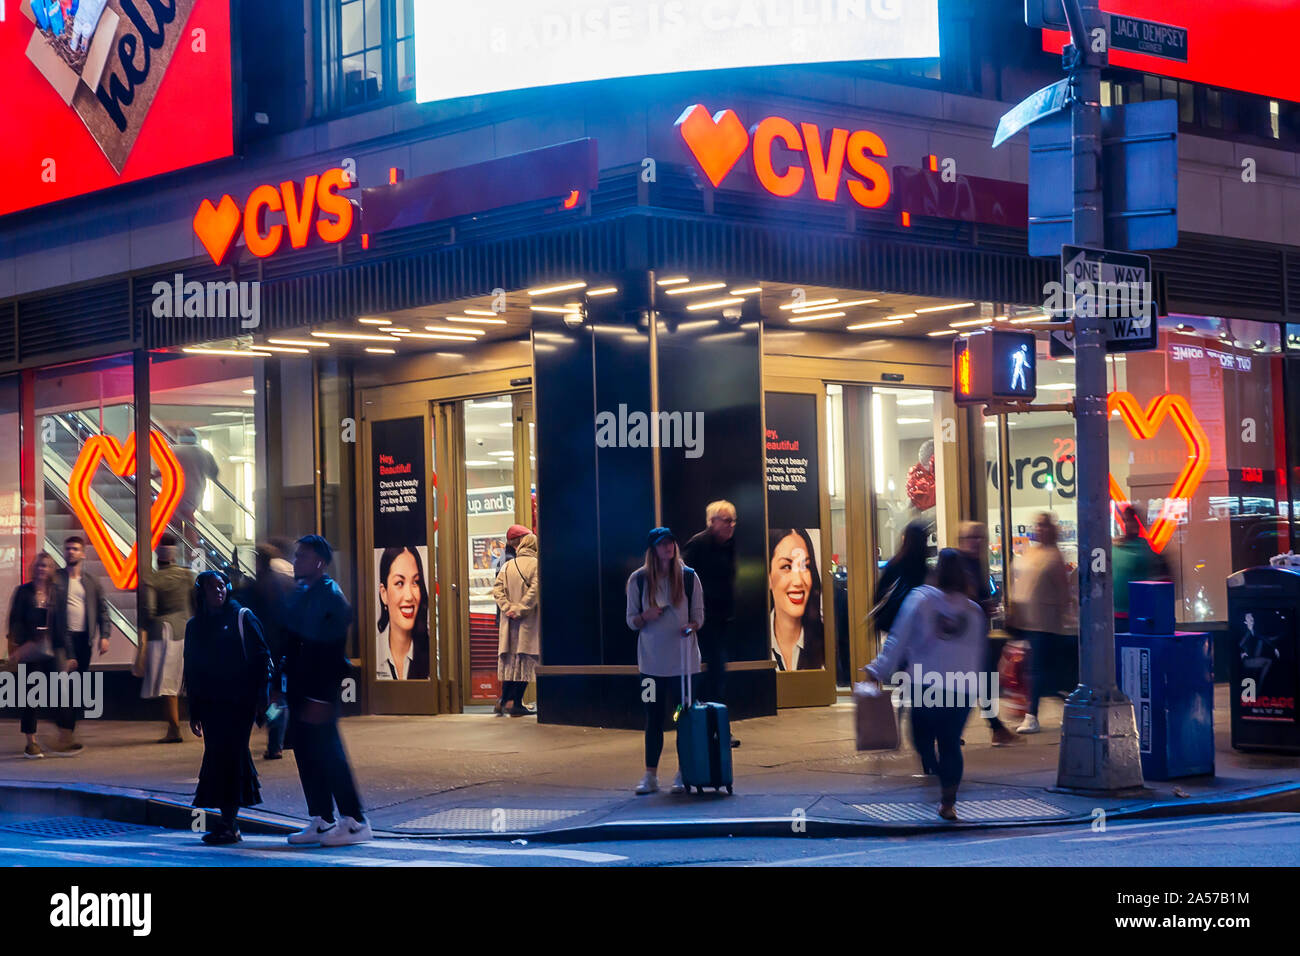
[641,674,683,769]
[499,681,527,706]
[910,705,971,792]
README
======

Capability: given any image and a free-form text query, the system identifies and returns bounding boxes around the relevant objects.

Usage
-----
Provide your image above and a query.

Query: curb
[3,778,1298,843]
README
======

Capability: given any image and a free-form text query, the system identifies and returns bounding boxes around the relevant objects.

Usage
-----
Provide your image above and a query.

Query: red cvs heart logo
[67,431,186,591]
[675,105,750,189]
[193,194,242,266]
[1107,391,1210,554]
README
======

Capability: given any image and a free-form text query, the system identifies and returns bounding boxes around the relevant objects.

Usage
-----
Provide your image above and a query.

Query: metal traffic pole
[1055,0,1144,791]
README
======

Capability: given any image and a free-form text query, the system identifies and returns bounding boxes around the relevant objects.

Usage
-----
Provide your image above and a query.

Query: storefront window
[320,358,359,658]
[34,355,138,665]
[1002,319,1291,627]
[149,351,259,581]
[0,376,21,644]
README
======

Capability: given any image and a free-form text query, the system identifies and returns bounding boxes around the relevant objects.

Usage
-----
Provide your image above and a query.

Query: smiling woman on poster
[375,546,431,680]
[769,528,824,671]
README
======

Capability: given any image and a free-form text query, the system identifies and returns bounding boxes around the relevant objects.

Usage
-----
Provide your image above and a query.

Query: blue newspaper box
[1116,584,1215,780]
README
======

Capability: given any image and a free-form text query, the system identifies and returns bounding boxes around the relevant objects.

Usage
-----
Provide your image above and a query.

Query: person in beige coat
[491,533,539,717]
[1010,513,1072,735]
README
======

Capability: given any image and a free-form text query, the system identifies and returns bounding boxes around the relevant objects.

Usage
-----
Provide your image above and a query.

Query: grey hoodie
[867,585,987,689]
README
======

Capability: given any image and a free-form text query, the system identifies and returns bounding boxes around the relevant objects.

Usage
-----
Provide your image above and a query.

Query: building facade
[3,1,1299,726]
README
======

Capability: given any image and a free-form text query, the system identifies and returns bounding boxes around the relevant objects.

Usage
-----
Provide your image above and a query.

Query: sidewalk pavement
[1,685,1298,842]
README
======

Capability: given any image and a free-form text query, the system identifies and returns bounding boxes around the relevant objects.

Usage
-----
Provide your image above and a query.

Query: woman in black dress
[184,570,272,845]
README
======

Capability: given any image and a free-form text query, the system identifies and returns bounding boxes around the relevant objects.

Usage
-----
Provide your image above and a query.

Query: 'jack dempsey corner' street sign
[1049,245,1158,356]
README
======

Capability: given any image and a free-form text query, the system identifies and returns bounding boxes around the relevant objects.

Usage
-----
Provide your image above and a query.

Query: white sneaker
[287,816,337,845]
[670,773,686,794]
[634,772,659,795]
[319,815,372,846]
[1016,714,1041,734]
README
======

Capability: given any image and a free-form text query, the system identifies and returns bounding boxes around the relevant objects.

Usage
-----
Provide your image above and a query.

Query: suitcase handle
[680,627,693,706]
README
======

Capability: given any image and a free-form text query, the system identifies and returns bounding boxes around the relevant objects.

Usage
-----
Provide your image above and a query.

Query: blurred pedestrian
[492,532,540,717]
[172,428,219,551]
[185,570,271,846]
[283,535,371,846]
[1113,504,1170,634]
[956,521,1017,747]
[141,534,196,743]
[1011,513,1071,735]
[6,553,64,758]
[236,543,297,758]
[626,527,704,796]
[49,536,110,755]
[682,501,738,730]
[871,520,930,639]
[865,548,986,821]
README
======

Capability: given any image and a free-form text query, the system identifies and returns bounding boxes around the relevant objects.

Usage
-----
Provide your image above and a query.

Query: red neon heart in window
[66,431,186,591]
[1107,392,1210,554]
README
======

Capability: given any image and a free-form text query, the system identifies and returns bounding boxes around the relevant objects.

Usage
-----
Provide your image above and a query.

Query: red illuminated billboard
[0,0,233,218]
[1043,0,1300,104]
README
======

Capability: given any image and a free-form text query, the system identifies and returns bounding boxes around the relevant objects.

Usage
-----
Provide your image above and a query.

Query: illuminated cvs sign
[193,168,357,266]
[953,330,1037,405]
[676,105,891,208]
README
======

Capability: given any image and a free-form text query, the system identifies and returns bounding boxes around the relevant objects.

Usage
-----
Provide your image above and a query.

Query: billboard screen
[0,0,234,218]
[1042,0,1300,104]
[414,0,940,104]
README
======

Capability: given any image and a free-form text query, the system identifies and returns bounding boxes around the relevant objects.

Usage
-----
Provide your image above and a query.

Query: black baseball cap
[647,527,676,549]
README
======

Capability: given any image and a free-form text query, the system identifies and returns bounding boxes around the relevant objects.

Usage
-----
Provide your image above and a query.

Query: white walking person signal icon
[1010,344,1030,391]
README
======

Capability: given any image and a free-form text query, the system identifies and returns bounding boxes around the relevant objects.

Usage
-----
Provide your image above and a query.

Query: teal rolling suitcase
[675,634,733,794]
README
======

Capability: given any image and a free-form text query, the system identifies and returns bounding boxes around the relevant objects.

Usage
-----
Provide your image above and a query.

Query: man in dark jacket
[50,536,111,755]
[682,500,740,744]
[957,522,1018,747]
[283,535,371,847]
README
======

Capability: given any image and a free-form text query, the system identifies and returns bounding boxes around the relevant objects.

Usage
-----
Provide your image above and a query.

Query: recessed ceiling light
[949,318,988,328]
[391,331,477,342]
[665,282,727,296]
[916,302,976,314]
[587,286,619,297]
[242,388,256,395]
[365,347,397,354]
[686,297,745,312]
[883,312,917,321]
[531,304,582,314]
[463,309,499,317]
[358,317,391,325]
[527,281,587,296]
[251,345,310,354]
[926,329,959,337]
[310,331,400,342]
[846,319,904,330]
[448,315,507,325]
[268,337,329,348]
[729,286,762,295]
[657,276,690,286]
[790,311,846,323]
[1010,315,1051,324]
[792,298,879,314]
[780,298,837,311]
[425,324,484,336]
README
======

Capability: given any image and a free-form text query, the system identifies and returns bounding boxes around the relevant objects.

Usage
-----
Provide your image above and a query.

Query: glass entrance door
[455,393,536,707]
[827,384,954,689]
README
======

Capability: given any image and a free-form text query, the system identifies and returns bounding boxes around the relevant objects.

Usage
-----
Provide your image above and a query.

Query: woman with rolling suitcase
[625,527,704,796]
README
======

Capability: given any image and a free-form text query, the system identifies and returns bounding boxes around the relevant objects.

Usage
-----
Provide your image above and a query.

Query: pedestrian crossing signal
[953,330,1037,405]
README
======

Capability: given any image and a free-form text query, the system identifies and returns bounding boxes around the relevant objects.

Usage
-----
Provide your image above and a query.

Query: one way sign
[1049,246,1158,356]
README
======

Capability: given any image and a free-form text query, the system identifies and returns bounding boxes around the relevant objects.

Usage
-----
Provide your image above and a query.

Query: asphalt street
[0,811,1295,866]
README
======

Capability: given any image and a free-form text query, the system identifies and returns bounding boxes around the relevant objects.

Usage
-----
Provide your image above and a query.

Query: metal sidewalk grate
[0,816,157,839]
[851,798,1071,823]
[392,808,587,831]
